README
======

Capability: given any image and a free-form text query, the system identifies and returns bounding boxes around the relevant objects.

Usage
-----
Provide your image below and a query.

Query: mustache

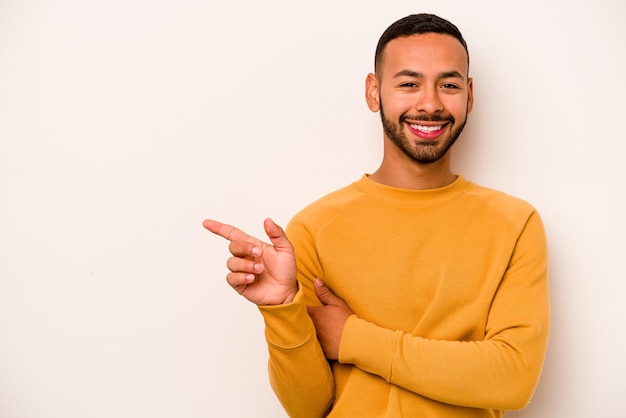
[401,114,454,123]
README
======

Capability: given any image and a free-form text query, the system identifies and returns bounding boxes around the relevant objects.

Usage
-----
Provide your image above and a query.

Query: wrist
[279,282,299,305]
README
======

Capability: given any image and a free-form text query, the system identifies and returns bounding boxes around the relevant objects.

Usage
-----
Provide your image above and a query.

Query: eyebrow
[393,70,465,80]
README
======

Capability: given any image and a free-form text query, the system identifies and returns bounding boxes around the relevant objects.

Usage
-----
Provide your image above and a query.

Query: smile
[408,123,445,134]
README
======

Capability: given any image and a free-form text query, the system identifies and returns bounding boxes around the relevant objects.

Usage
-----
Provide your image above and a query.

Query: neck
[369,148,456,190]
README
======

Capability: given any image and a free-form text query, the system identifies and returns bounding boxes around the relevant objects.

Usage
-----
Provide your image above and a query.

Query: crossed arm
[203,217,550,412]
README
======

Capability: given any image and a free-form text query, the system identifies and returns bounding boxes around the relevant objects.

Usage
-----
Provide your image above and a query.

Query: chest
[316,208,515,335]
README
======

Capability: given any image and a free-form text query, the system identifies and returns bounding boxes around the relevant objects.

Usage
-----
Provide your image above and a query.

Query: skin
[204,33,473,360]
[202,218,298,306]
[367,33,473,189]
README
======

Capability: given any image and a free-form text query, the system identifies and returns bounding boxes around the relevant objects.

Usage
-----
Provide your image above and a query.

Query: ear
[365,73,380,112]
[466,77,474,114]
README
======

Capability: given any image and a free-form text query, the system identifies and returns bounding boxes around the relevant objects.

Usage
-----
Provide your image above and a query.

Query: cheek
[381,93,413,116]
[443,97,469,118]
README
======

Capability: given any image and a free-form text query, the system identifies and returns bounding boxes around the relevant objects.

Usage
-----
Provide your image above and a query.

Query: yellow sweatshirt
[259,175,550,418]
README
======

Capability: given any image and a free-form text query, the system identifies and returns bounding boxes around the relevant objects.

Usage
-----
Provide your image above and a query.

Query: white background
[1,1,624,417]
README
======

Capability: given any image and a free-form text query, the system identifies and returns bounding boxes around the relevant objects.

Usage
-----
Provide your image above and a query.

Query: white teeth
[410,124,443,133]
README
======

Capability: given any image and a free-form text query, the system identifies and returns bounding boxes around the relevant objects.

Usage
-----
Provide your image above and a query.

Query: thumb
[314,278,341,306]
[263,218,294,253]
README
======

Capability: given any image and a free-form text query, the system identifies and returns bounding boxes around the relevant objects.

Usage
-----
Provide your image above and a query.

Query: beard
[380,103,468,164]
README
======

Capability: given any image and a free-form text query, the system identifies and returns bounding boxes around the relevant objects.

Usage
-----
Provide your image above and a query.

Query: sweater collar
[353,174,471,206]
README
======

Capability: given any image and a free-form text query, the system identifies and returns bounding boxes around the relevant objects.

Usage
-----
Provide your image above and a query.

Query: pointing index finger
[202,219,251,242]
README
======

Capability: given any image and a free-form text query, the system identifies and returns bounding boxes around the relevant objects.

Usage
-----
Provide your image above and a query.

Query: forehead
[380,33,469,77]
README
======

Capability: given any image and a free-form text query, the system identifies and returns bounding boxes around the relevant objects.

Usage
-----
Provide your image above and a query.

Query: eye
[400,82,418,88]
[441,83,460,89]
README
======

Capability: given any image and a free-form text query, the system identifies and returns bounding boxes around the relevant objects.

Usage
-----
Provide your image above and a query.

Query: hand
[307,279,353,360]
[203,218,298,306]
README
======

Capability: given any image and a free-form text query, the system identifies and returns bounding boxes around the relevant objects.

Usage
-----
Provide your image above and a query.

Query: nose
[415,86,444,114]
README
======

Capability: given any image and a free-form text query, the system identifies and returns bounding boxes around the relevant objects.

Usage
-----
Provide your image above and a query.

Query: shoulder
[463,180,541,228]
[288,181,363,229]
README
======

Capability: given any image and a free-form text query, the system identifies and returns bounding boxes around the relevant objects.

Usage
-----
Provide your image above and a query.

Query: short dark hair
[374,13,469,74]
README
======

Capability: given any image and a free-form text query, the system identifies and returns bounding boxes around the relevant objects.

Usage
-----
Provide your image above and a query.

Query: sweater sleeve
[258,291,334,417]
[338,211,551,410]
[255,219,335,418]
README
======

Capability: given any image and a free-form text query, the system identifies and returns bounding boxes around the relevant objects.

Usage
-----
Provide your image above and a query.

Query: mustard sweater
[259,175,550,418]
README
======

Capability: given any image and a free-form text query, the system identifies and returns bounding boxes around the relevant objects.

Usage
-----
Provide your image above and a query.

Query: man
[204,13,550,418]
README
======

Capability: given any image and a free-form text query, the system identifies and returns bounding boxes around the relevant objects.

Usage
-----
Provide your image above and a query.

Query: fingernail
[315,278,324,287]
[253,263,263,273]
[251,246,261,256]
[245,274,255,283]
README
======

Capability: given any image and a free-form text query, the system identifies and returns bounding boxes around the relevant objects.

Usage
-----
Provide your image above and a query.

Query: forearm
[339,258,550,409]
[260,290,335,417]
[339,316,549,410]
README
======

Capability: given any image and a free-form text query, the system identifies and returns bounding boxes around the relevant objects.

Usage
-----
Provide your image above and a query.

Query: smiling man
[367,30,472,189]
[204,13,550,418]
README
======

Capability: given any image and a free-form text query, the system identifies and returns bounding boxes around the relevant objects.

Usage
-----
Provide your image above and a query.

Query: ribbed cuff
[259,289,316,348]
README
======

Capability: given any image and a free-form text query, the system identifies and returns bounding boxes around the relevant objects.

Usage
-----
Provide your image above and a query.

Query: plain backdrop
[1,0,625,417]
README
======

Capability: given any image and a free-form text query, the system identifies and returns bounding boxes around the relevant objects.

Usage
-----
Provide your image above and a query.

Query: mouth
[406,122,448,139]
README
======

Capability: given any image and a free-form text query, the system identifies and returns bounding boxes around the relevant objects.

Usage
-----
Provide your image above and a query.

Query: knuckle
[226,257,236,271]
[226,272,245,287]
